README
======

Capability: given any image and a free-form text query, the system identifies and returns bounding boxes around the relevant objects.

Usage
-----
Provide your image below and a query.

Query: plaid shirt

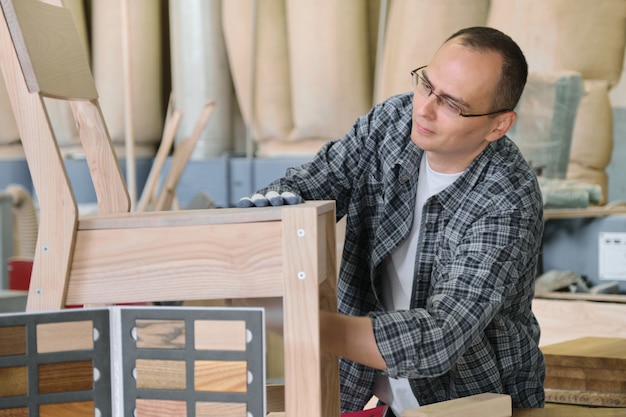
[259,92,545,411]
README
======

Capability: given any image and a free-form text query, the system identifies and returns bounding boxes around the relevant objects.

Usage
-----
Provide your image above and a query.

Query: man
[240,26,545,414]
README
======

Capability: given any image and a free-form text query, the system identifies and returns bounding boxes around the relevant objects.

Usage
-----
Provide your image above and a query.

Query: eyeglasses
[410,66,511,118]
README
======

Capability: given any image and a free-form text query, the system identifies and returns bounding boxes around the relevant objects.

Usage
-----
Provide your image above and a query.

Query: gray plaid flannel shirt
[258,92,545,411]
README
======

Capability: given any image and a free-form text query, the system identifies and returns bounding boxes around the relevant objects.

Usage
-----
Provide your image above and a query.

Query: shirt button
[425,223,434,230]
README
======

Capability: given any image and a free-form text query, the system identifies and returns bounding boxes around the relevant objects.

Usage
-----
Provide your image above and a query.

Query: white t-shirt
[376,154,463,416]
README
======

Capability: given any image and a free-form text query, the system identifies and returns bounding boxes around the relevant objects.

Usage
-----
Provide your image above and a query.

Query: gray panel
[169,157,229,208]
[542,215,626,293]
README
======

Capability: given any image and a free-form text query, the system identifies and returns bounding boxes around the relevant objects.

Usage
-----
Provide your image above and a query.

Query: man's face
[410,38,514,173]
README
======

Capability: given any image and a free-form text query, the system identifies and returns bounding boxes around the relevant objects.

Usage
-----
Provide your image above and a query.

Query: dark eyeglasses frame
[410,66,512,118]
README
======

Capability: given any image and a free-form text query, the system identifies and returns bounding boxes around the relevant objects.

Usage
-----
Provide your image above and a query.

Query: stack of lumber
[541,337,626,407]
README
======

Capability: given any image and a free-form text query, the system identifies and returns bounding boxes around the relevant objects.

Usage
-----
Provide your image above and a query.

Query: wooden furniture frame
[0,1,339,416]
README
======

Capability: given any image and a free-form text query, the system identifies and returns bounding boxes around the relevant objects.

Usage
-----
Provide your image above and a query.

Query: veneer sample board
[0,306,265,417]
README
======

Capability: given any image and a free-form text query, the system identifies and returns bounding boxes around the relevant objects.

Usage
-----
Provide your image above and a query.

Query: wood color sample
[135,359,186,390]
[38,361,93,394]
[135,319,185,349]
[196,401,247,417]
[0,326,26,356]
[195,360,248,393]
[0,367,27,397]
[134,399,186,417]
[36,320,94,353]
[194,320,246,351]
[402,393,511,417]
[0,407,28,417]
[39,401,94,417]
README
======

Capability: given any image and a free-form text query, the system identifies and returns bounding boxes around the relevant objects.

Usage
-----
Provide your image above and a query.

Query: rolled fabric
[488,0,626,87]
[508,71,584,179]
[375,0,490,103]
[91,0,163,149]
[170,0,234,158]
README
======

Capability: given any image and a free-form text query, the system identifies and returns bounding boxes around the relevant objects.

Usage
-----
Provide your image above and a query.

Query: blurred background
[1,0,625,208]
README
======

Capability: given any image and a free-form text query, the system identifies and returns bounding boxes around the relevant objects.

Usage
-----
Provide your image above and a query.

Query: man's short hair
[447,26,528,113]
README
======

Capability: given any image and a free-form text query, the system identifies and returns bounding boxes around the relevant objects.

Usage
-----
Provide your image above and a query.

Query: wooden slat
[69,100,130,214]
[512,405,626,416]
[66,221,284,305]
[403,393,511,417]
[541,337,626,370]
[154,100,215,211]
[535,292,626,304]
[544,388,626,408]
[77,201,335,230]
[543,206,626,220]
[0,0,79,312]
[532,299,626,347]
[281,203,340,417]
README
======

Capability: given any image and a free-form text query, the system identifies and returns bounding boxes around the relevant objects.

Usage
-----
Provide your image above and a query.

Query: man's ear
[486,111,517,142]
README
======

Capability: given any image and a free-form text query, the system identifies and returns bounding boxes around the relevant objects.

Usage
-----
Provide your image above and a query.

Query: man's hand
[237,191,304,208]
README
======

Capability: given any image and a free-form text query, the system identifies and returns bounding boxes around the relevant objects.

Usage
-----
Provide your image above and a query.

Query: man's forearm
[319,310,387,370]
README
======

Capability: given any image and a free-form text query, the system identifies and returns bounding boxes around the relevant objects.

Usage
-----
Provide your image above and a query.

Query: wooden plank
[544,388,626,408]
[154,100,215,211]
[66,221,284,304]
[541,337,626,369]
[545,374,626,393]
[512,405,626,416]
[543,206,626,220]
[69,100,130,214]
[535,292,626,304]
[77,201,335,230]
[402,393,511,417]
[0,0,79,312]
[282,204,323,417]
[532,299,626,347]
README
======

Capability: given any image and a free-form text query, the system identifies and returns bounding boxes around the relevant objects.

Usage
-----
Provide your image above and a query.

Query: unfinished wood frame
[0,1,340,415]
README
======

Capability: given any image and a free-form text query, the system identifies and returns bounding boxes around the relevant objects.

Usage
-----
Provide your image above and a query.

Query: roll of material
[92,0,163,149]
[508,71,584,179]
[488,0,626,87]
[375,0,490,103]
[0,0,88,147]
[170,0,233,158]
[570,80,614,171]
[223,0,374,155]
